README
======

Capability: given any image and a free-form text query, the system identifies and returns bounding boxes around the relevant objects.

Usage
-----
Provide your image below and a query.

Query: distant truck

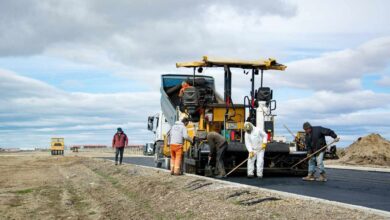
[51,138,64,155]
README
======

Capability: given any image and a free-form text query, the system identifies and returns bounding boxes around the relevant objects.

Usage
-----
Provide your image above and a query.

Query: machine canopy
[176,56,287,70]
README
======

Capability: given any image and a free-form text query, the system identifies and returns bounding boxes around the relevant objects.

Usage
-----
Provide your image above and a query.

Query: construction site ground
[1,151,389,220]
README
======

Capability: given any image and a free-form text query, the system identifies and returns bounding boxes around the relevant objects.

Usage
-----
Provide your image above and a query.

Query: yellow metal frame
[176,56,287,70]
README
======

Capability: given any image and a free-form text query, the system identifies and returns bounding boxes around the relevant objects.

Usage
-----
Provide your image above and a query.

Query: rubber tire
[164,158,171,170]
[184,163,196,174]
[154,142,163,168]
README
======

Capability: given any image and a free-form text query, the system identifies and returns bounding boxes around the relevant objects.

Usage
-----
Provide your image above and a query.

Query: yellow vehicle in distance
[51,137,64,155]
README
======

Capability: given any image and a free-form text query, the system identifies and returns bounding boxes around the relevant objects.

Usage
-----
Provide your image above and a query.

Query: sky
[0,0,389,148]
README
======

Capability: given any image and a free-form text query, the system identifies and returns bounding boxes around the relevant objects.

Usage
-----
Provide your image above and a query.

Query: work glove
[249,151,255,159]
[334,137,340,142]
[261,143,267,150]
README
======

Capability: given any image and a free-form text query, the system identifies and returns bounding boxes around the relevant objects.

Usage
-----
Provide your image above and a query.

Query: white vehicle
[143,142,154,156]
[147,111,171,168]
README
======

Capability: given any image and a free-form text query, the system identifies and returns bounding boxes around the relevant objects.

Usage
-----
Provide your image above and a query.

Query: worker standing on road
[112,127,128,165]
[244,122,267,179]
[302,122,339,182]
[207,131,228,178]
[168,118,193,175]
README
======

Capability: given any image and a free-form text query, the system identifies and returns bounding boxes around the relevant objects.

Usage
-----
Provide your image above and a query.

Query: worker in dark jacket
[207,132,228,178]
[302,122,339,182]
[112,127,128,165]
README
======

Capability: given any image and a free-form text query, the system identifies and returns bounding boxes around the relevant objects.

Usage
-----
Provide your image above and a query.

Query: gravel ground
[0,155,387,220]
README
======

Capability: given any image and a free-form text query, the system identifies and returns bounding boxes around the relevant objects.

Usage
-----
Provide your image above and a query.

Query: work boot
[247,175,254,179]
[302,173,315,181]
[215,174,226,179]
[317,173,327,182]
[215,170,226,179]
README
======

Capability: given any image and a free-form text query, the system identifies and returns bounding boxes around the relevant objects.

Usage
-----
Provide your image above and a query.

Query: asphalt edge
[127,162,390,218]
[326,164,390,173]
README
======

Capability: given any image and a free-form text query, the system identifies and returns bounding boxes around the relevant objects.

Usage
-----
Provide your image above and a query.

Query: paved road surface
[103,156,390,212]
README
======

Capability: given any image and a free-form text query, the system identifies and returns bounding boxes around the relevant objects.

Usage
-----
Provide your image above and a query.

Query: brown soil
[0,155,385,220]
[339,134,390,166]
[0,148,144,158]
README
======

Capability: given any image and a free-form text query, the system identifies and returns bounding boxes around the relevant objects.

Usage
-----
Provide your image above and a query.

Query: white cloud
[264,37,390,92]
[0,0,296,59]
[0,69,160,147]
[1,1,390,148]
[279,90,390,116]
[271,88,390,147]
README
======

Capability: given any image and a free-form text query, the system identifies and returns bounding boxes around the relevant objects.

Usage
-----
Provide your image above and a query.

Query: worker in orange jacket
[168,118,193,175]
[178,81,192,97]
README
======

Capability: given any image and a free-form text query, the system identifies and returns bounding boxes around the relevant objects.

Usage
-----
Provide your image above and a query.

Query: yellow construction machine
[149,56,308,175]
[50,137,64,155]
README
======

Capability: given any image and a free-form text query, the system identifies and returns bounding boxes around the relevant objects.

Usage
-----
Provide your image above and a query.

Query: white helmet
[244,122,254,133]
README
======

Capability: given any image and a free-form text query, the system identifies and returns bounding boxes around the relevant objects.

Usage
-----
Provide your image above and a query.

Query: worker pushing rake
[297,122,339,182]
[225,122,339,182]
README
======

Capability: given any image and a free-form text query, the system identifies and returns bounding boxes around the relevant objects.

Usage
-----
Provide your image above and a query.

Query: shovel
[204,157,213,177]
[224,158,249,178]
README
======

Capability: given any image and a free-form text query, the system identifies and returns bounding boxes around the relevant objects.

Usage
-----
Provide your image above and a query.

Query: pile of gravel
[340,134,390,166]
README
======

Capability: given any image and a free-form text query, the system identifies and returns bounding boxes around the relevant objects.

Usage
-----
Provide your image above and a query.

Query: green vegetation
[14,188,34,194]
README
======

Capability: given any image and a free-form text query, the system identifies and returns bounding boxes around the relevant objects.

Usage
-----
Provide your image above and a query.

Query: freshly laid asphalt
[103,156,390,212]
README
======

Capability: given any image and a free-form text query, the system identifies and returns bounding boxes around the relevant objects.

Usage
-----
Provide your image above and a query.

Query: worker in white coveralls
[244,122,268,179]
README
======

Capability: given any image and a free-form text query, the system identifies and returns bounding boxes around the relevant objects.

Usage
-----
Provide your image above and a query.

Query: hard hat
[182,117,189,124]
[244,122,253,133]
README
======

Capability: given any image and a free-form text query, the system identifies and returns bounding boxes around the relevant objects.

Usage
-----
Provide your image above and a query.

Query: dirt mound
[340,134,390,166]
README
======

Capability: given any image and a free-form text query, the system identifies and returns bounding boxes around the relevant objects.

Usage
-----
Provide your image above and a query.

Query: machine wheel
[184,163,196,174]
[163,158,171,170]
[183,151,197,174]
[154,142,163,168]
[154,153,162,168]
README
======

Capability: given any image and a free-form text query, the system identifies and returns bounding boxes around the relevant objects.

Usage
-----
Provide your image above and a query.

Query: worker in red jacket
[112,127,128,165]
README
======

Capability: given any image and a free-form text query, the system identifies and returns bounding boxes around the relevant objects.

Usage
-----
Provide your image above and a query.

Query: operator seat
[182,87,199,115]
